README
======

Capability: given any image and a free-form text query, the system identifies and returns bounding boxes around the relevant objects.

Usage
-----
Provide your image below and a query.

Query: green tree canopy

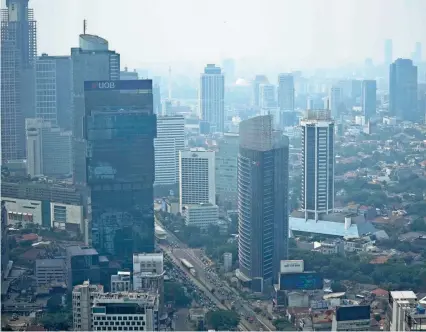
[206,310,240,331]
[164,281,191,308]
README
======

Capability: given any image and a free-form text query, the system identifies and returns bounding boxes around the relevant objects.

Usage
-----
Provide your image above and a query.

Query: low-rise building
[331,305,371,331]
[35,258,66,287]
[182,203,219,229]
[111,271,131,292]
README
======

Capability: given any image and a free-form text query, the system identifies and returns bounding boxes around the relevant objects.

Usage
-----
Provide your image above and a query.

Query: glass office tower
[84,80,156,266]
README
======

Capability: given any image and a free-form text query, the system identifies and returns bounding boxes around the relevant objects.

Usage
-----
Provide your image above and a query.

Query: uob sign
[93,81,116,89]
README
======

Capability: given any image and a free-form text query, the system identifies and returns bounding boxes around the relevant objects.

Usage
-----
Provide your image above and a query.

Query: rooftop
[35,259,64,268]
[67,246,98,257]
[95,291,158,306]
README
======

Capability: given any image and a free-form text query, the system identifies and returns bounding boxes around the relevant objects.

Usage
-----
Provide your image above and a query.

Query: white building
[72,281,104,331]
[386,291,426,331]
[35,259,66,287]
[154,116,185,186]
[25,118,72,178]
[300,110,335,221]
[182,203,219,229]
[179,149,216,210]
[215,133,239,208]
[92,292,159,331]
[111,271,131,292]
[199,64,225,133]
[259,84,276,109]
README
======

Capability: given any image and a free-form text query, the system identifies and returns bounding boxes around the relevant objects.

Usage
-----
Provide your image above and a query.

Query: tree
[273,318,295,331]
[331,281,347,292]
[410,218,426,232]
[47,294,63,313]
[38,312,72,331]
[164,282,191,308]
[206,310,240,331]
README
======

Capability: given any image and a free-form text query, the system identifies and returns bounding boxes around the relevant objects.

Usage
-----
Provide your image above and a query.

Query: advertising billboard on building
[280,260,304,273]
[279,272,323,291]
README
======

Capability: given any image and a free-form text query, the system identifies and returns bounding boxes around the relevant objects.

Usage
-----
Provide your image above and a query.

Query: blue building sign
[84,80,152,91]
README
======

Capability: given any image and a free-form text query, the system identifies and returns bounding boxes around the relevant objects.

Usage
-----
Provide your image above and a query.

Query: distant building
[25,118,72,178]
[389,59,418,122]
[222,58,236,86]
[120,67,138,80]
[72,281,104,331]
[259,84,276,109]
[300,110,335,221]
[66,246,100,291]
[215,133,239,208]
[199,64,225,133]
[110,271,131,292]
[278,74,295,111]
[332,305,371,331]
[362,80,377,120]
[236,115,289,292]
[252,75,269,107]
[154,116,185,186]
[385,291,426,331]
[35,54,72,130]
[329,86,342,118]
[71,33,120,184]
[35,258,66,287]
[179,149,216,210]
[223,252,232,272]
[385,39,393,66]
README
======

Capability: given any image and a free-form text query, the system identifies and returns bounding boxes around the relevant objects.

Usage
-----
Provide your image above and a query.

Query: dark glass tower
[237,115,289,292]
[84,80,156,267]
[362,80,377,120]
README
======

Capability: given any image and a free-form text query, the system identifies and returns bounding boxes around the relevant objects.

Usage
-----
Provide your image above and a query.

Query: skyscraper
[84,80,156,266]
[71,34,120,184]
[237,115,289,292]
[154,115,185,186]
[384,39,393,65]
[362,80,377,120]
[259,84,276,109]
[389,59,418,122]
[300,110,334,221]
[179,149,215,210]
[252,75,269,108]
[1,0,37,161]
[222,58,236,86]
[215,133,239,209]
[329,86,342,118]
[277,74,295,111]
[199,64,225,133]
[412,42,422,64]
[35,54,73,131]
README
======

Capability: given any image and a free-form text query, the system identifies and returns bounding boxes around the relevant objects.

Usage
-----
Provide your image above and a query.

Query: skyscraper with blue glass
[84,80,157,267]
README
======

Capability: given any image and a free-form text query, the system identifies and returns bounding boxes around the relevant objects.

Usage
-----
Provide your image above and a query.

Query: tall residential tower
[199,64,225,133]
[237,115,289,292]
[300,110,335,221]
[362,80,377,120]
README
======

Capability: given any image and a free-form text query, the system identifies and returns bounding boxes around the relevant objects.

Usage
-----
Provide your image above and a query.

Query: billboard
[280,260,304,273]
[279,272,323,291]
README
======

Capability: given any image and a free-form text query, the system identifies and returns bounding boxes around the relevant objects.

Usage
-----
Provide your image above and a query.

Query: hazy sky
[28,0,426,70]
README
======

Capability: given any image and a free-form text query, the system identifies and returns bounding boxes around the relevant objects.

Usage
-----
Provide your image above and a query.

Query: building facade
[25,118,72,178]
[84,80,156,265]
[182,203,219,229]
[72,281,104,331]
[35,54,72,130]
[215,133,239,209]
[199,64,225,133]
[277,74,295,111]
[389,58,418,122]
[66,246,100,292]
[259,84,276,109]
[362,80,377,120]
[237,115,289,292]
[300,110,335,221]
[179,149,216,210]
[329,86,342,118]
[154,116,185,186]
[71,34,120,185]
[252,75,269,108]
[1,0,37,161]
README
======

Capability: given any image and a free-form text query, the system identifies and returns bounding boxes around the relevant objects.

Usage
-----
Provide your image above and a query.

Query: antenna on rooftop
[83,19,87,35]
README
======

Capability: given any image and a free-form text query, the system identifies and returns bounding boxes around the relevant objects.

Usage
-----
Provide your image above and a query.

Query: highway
[156,216,275,331]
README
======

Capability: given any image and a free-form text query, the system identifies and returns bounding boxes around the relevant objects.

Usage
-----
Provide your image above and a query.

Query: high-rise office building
[71,34,120,184]
[215,133,239,209]
[329,86,342,118]
[259,84,276,109]
[1,0,37,161]
[389,59,418,122]
[120,67,138,80]
[25,118,72,178]
[412,42,422,64]
[277,74,295,111]
[199,64,225,133]
[179,149,215,210]
[35,54,73,130]
[222,58,236,86]
[237,115,289,292]
[84,80,156,266]
[154,115,185,186]
[153,83,161,115]
[252,75,269,107]
[362,80,377,120]
[384,39,393,65]
[300,110,335,221]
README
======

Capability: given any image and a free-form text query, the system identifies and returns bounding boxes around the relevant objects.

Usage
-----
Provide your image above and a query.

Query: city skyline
[30,0,426,71]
